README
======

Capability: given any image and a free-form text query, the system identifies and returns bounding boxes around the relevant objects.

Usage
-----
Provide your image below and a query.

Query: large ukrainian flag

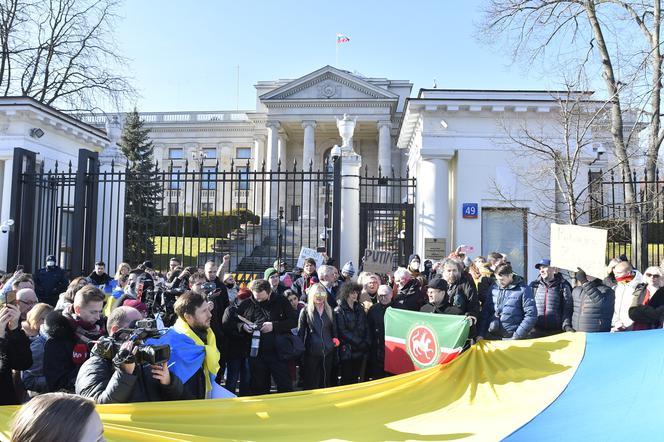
[1,330,661,441]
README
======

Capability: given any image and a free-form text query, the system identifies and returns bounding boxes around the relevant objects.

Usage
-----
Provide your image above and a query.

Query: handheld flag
[384,308,469,374]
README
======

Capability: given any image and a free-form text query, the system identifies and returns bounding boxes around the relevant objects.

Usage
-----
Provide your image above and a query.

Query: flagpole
[336,40,339,67]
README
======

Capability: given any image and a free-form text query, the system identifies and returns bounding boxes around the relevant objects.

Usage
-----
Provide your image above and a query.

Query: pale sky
[115,0,557,112]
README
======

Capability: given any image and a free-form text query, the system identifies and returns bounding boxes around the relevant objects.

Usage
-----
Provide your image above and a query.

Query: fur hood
[42,311,75,340]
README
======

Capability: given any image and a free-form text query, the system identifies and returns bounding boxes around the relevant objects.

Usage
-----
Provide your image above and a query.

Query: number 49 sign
[462,203,479,219]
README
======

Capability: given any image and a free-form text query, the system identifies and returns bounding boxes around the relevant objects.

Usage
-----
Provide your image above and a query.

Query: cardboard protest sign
[363,249,394,274]
[296,247,324,269]
[550,224,607,278]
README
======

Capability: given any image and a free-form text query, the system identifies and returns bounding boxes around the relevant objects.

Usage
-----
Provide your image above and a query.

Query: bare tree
[480,0,664,267]
[0,0,134,111]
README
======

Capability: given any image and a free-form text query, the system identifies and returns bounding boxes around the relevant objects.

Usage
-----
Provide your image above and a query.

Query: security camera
[1,219,14,233]
[592,143,606,155]
[1,225,8,233]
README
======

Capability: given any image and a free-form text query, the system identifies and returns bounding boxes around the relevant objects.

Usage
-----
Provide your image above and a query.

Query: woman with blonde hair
[11,392,104,442]
[113,262,131,281]
[22,303,53,338]
[21,303,54,395]
[297,283,338,390]
[55,277,89,311]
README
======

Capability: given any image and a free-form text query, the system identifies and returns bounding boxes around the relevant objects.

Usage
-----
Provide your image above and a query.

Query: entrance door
[481,208,528,279]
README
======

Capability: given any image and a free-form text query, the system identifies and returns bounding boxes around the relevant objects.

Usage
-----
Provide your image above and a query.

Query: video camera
[92,319,171,366]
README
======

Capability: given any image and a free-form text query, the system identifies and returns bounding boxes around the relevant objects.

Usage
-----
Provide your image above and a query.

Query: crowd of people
[1,247,662,434]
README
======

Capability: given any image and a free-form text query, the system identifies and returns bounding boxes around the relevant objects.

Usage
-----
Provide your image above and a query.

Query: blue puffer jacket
[529,274,573,331]
[482,275,537,339]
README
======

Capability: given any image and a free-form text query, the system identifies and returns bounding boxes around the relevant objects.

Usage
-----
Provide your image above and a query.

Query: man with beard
[149,291,231,399]
[438,258,480,337]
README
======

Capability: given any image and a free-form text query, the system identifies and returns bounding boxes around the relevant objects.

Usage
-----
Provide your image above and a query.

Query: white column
[340,151,362,271]
[253,135,266,220]
[278,132,288,168]
[253,135,266,172]
[0,159,13,272]
[266,121,280,172]
[377,121,392,176]
[264,121,280,218]
[415,150,453,257]
[277,132,288,211]
[95,146,126,274]
[302,121,316,219]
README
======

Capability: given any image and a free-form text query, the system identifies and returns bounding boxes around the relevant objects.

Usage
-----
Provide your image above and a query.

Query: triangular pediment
[260,66,399,101]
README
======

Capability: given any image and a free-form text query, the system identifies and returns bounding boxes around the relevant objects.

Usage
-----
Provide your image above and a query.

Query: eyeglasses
[645,273,661,278]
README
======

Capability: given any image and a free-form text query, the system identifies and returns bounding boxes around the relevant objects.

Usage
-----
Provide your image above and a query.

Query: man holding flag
[148,291,234,399]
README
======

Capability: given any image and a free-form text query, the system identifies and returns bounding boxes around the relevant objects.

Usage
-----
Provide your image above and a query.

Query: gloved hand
[575,267,588,284]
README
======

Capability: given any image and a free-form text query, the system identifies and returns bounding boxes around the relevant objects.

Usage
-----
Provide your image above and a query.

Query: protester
[151,291,225,399]
[55,276,89,311]
[222,273,239,303]
[15,288,38,322]
[76,306,186,403]
[43,286,106,392]
[420,278,452,314]
[34,255,69,307]
[407,254,422,278]
[487,252,507,273]
[88,261,112,287]
[480,263,537,340]
[438,258,480,334]
[20,303,54,396]
[612,261,642,331]
[568,268,615,332]
[297,283,338,390]
[292,258,319,299]
[232,279,297,395]
[528,259,573,336]
[10,392,104,442]
[304,265,339,308]
[392,267,424,311]
[0,303,32,405]
[265,267,288,297]
[221,287,253,396]
[286,290,305,312]
[367,284,393,380]
[335,282,369,385]
[629,266,664,330]
[358,272,380,311]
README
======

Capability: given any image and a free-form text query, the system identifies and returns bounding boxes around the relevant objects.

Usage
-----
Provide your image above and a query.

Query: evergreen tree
[120,109,161,265]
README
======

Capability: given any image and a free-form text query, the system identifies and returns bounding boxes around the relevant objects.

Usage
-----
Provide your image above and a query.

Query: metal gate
[359,168,416,270]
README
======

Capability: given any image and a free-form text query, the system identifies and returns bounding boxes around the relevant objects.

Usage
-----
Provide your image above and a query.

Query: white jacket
[612,271,643,330]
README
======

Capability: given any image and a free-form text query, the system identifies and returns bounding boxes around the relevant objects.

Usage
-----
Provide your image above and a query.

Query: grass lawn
[152,236,218,270]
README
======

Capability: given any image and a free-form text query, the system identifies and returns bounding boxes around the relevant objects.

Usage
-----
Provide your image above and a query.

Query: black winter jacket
[88,272,112,286]
[0,328,32,405]
[367,302,390,365]
[569,279,615,332]
[221,299,251,360]
[393,279,423,311]
[530,274,573,331]
[34,266,69,306]
[75,354,187,403]
[233,293,298,355]
[335,301,369,361]
[629,284,664,329]
[42,312,82,393]
[298,308,337,357]
[292,272,319,299]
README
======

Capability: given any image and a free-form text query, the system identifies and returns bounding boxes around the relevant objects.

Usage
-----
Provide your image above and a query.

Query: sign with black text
[363,249,394,274]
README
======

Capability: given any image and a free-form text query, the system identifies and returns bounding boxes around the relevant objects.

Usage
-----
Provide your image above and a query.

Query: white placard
[550,224,607,278]
[363,249,395,274]
[296,247,325,269]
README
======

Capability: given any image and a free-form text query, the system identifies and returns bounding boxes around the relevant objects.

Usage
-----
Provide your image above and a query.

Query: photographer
[75,306,185,403]
[230,279,297,395]
[0,303,32,405]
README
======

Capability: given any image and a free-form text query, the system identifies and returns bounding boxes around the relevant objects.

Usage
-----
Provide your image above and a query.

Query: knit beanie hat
[342,261,355,277]
[264,267,278,279]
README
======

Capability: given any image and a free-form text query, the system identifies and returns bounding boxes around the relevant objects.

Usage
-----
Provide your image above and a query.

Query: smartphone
[316,247,327,253]
[5,290,17,307]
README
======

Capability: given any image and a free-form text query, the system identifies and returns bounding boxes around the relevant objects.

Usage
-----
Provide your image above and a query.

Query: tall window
[203,148,217,159]
[236,147,251,159]
[481,208,528,279]
[169,148,183,159]
[169,166,182,189]
[167,202,179,215]
[201,167,216,190]
[201,202,214,213]
[237,166,249,190]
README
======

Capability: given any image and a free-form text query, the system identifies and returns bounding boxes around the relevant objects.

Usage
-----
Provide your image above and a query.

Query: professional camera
[92,319,171,366]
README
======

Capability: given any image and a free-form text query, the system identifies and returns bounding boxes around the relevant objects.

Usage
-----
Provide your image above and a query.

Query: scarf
[173,318,220,395]
[616,273,635,284]
[63,307,103,345]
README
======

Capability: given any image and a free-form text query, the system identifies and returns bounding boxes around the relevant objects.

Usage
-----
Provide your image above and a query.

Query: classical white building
[1,66,612,279]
